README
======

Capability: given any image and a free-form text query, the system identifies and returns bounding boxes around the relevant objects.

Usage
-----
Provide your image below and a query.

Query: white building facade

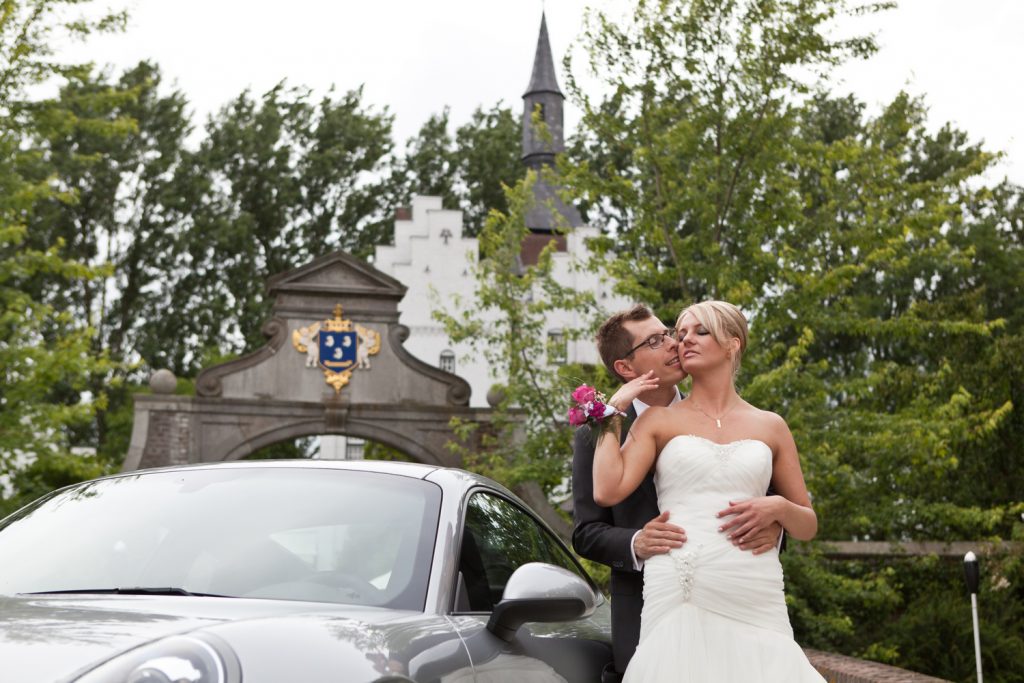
[373,195,630,409]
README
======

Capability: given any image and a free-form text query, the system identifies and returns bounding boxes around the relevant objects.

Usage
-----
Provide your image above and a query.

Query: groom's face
[617,317,685,386]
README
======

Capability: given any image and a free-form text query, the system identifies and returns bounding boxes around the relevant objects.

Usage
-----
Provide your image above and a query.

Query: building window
[345,438,365,460]
[440,350,456,374]
[547,329,567,365]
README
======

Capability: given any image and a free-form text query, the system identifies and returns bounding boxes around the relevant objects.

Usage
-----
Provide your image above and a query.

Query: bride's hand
[606,370,659,412]
[716,496,784,552]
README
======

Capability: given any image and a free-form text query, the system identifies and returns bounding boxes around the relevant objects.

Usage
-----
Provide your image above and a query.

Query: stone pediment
[267,250,408,321]
[268,250,407,300]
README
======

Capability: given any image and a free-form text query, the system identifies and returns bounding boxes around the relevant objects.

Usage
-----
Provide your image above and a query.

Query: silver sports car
[0,460,612,682]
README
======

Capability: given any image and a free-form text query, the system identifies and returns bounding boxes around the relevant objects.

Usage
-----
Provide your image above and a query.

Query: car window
[0,468,441,611]
[455,491,591,612]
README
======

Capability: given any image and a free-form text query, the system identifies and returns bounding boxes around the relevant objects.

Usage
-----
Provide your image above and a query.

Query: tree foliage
[564,0,1022,676]
[566,0,1020,542]
[16,60,190,463]
[741,91,1014,542]
[783,548,1024,682]
[150,83,395,372]
[565,0,887,309]
[1,0,125,505]
[391,103,525,237]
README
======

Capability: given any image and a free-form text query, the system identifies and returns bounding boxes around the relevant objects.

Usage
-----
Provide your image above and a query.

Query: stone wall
[806,649,952,683]
[137,410,191,469]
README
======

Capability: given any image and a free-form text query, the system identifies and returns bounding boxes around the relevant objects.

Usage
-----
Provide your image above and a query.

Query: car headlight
[75,633,241,683]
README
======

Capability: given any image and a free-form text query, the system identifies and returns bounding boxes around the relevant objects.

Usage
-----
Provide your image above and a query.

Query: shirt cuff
[630,529,645,571]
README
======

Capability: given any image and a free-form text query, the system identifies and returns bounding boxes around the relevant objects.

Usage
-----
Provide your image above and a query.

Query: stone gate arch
[123,250,493,471]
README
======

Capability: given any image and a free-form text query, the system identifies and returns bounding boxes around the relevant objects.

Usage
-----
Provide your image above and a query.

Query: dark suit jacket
[571,406,657,675]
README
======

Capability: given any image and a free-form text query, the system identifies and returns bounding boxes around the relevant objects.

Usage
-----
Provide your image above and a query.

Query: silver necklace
[688,398,739,429]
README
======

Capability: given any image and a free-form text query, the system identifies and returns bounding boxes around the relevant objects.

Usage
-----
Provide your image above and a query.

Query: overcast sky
[60,0,1022,184]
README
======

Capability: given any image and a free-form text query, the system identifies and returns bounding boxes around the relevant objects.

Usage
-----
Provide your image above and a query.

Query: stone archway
[123,250,493,471]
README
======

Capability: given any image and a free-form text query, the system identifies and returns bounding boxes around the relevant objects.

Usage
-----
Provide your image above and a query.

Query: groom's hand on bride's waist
[634,511,687,561]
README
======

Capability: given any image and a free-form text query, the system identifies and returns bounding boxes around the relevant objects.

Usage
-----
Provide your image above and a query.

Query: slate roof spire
[525,12,564,98]
[521,11,582,245]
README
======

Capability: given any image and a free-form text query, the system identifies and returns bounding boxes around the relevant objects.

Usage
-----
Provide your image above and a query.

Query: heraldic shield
[292,304,380,394]
[320,325,357,373]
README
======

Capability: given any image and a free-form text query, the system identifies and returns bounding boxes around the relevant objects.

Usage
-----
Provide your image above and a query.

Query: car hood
[0,593,422,682]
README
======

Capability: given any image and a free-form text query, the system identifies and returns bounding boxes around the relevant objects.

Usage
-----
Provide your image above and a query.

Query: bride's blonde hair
[676,301,748,374]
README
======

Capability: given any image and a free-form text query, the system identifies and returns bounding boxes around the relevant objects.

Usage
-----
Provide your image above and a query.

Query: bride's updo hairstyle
[676,300,748,375]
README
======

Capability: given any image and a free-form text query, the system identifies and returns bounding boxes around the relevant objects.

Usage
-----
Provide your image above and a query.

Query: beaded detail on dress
[672,543,704,600]
[702,437,764,470]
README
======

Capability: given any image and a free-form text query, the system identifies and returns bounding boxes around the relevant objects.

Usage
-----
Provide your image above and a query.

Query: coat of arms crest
[291,304,381,393]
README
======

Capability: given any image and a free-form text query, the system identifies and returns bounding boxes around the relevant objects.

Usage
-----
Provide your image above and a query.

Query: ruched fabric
[624,435,824,683]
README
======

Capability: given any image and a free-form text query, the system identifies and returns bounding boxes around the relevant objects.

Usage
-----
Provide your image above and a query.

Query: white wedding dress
[624,435,824,682]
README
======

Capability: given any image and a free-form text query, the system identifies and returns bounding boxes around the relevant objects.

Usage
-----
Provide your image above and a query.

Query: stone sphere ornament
[486,385,507,408]
[149,369,177,394]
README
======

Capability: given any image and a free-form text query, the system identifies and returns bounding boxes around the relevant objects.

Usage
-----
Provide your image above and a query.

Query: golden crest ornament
[292,304,381,394]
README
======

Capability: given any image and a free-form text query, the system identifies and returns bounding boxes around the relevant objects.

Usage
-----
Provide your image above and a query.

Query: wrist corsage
[568,384,626,434]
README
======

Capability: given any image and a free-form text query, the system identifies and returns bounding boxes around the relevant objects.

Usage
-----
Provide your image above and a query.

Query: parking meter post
[963,551,983,683]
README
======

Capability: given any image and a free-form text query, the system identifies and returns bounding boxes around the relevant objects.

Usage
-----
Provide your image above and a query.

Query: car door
[447,489,612,683]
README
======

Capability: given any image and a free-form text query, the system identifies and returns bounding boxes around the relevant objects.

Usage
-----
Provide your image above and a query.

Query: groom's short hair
[596,304,655,382]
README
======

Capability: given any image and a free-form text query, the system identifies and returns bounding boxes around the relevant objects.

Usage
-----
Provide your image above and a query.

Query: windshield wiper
[26,587,233,597]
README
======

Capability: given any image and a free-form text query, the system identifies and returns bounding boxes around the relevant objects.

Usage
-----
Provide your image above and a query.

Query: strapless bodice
[655,435,772,544]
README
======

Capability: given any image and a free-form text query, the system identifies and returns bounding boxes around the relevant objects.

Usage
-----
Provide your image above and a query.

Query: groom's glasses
[624,329,677,357]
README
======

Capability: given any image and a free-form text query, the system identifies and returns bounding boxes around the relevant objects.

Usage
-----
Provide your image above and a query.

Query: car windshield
[0,466,441,610]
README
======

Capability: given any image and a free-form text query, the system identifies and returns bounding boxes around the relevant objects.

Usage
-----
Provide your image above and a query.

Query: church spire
[520,11,581,242]
[525,12,563,98]
[522,12,565,167]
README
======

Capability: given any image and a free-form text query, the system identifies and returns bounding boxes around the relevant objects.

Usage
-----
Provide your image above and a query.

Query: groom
[572,305,782,682]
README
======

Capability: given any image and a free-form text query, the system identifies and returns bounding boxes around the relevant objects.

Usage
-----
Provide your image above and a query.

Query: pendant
[715,419,722,428]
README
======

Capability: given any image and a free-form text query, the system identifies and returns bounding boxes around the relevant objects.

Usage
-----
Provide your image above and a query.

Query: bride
[593,301,824,682]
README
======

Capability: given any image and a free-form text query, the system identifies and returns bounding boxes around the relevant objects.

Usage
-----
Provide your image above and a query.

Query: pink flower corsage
[568,384,626,432]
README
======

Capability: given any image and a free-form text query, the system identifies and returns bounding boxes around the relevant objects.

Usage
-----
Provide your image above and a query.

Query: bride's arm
[767,417,817,541]
[593,421,658,507]
[592,372,661,507]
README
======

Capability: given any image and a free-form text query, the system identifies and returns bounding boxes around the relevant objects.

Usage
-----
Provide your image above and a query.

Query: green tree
[565,0,886,311]
[389,103,525,237]
[565,0,1018,542]
[396,108,458,206]
[940,180,1024,514]
[148,84,394,375]
[736,92,1007,543]
[454,104,525,235]
[18,61,191,464]
[563,0,1022,676]
[1,0,126,510]
[726,86,1023,683]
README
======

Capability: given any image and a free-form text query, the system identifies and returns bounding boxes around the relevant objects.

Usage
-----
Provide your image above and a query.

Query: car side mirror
[486,562,597,642]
